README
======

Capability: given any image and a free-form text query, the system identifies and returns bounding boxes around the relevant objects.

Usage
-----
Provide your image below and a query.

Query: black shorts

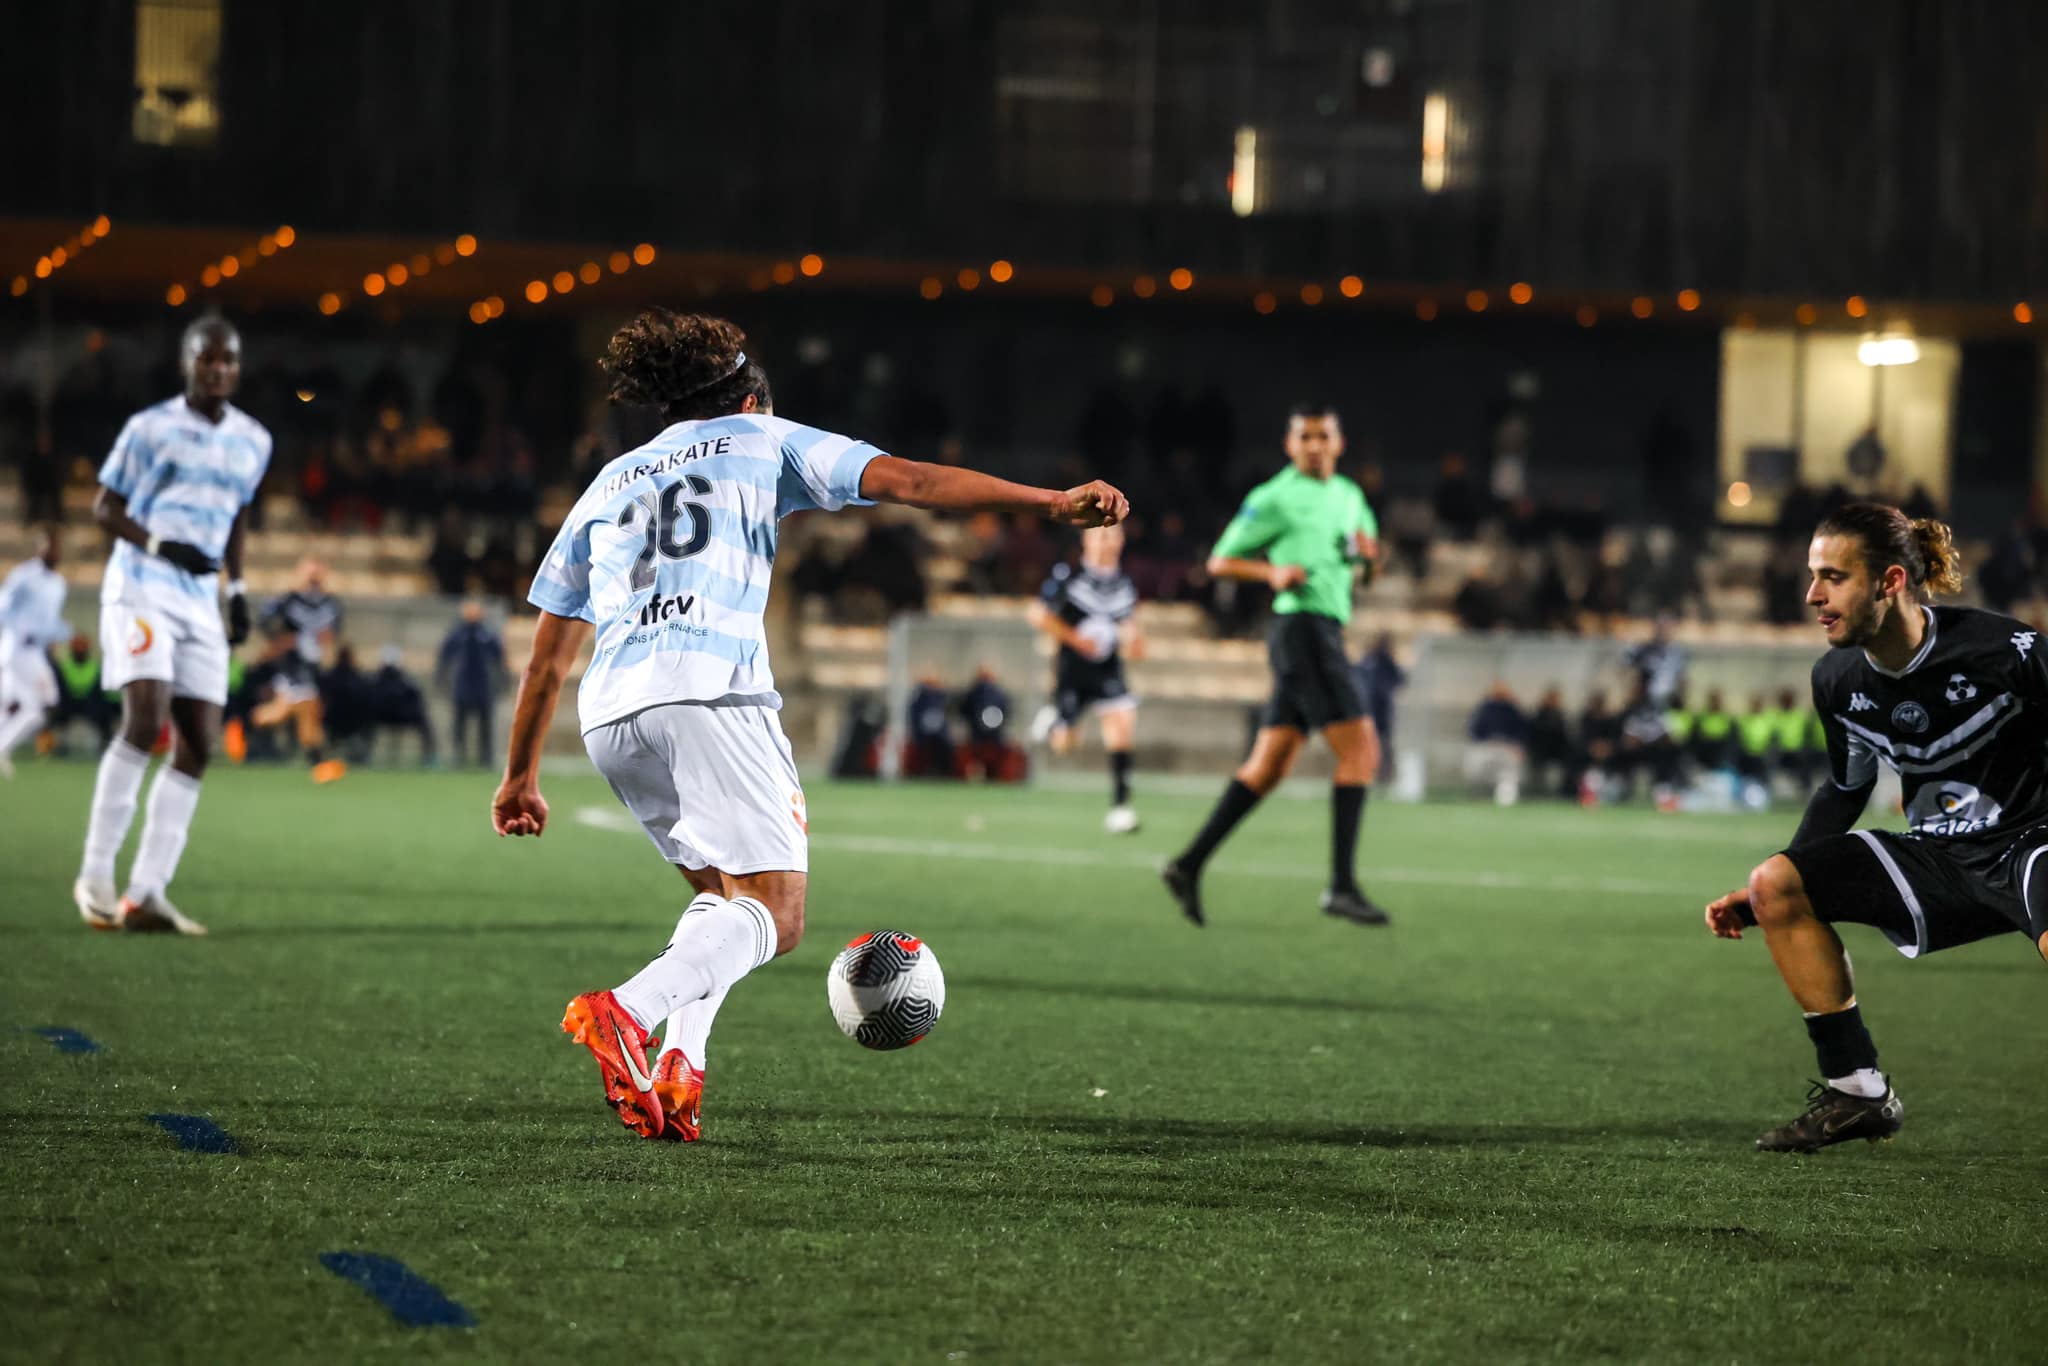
[1782,825,2048,958]
[1053,659,1132,726]
[1260,613,1365,732]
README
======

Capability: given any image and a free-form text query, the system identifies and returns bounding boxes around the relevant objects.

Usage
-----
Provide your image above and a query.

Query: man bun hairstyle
[600,308,771,421]
[1817,500,1964,598]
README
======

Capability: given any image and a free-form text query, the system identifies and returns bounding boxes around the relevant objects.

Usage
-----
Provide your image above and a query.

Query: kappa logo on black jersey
[1891,701,1931,734]
[1848,692,1876,712]
[1945,674,1978,704]
[2015,630,2038,660]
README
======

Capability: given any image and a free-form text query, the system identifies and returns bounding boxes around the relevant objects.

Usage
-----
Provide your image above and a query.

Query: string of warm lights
[165,224,296,306]
[475,242,656,323]
[9,216,112,297]
[317,234,479,316]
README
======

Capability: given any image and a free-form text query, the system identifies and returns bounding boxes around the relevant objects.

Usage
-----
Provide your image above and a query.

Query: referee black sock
[1332,784,1367,893]
[1179,780,1261,870]
[1109,751,1133,806]
[1805,1004,1879,1078]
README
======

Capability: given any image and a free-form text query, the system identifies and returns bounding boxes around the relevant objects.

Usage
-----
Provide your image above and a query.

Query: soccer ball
[826,931,945,1050]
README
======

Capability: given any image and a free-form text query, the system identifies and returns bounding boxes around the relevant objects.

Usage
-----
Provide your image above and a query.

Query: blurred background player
[490,309,1129,1142]
[73,316,268,935]
[1029,523,1146,832]
[1161,403,1387,927]
[0,526,69,776]
[260,557,346,781]
[437,599,507,767]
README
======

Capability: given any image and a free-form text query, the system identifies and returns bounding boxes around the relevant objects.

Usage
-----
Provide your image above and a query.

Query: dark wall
[9,0,2046,299]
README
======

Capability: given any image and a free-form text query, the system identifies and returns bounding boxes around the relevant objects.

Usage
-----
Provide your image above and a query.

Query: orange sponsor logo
[790,789,809,833]
[127,617,155,655]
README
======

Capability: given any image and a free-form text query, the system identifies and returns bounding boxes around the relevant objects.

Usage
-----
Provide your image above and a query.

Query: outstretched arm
[858,456,1127,526]
[492,610,593,837]
[1208,555,1306,591]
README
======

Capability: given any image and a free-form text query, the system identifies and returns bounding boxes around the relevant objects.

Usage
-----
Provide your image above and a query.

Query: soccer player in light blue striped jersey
[74,317,268,935]
[493,310,1129,1141]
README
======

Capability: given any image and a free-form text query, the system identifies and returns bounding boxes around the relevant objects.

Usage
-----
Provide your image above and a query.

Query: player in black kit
[1029,524,1145,832]
[1705,503,2048,1152]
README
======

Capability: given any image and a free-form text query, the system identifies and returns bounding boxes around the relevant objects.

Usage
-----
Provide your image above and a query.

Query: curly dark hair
[598,308,772,421]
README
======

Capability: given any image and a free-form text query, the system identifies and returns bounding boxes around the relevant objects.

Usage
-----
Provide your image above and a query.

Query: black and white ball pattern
[827,931,945,1050]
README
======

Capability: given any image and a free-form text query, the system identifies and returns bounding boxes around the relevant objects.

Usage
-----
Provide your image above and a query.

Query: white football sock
[125,767,202,901]
[0,699,47,757]
[80,739,151,885]
[1827,1068,1889,1098]
[612,893,776,1032]
[662,984,729,1069]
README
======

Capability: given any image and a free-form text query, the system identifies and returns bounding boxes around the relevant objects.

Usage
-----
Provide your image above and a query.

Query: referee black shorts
[1260,612,1366,732]
[1781,825,2048,959]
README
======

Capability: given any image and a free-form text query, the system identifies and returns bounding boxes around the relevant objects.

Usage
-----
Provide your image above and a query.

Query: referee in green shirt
[1163,403,1389,927]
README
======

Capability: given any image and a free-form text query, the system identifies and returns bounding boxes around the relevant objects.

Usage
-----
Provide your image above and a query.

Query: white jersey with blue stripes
[98,396,271,608]
[0,557,69,648]
[529,412,883,731]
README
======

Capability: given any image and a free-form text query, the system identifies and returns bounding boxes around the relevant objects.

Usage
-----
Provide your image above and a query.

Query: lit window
[132,0,223,149]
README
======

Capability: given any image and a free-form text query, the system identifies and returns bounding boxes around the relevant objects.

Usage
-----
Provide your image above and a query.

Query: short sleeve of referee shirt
[1211,488,1280,559]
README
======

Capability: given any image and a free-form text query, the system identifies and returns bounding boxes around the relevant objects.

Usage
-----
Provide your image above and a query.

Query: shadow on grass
[947,973,1423,1016]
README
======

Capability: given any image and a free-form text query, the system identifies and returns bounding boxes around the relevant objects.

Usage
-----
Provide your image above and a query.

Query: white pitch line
[572,806,1702,900]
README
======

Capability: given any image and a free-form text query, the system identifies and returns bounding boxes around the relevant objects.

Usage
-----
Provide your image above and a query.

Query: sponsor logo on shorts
[127,617,156,655]
[1891,701,1929,734]
[790,789,808,833]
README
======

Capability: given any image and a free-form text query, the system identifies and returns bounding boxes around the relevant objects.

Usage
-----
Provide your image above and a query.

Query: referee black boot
[1755,1079,1904,1153]
[1159,860,1205,927]
[1320,886,1391,926]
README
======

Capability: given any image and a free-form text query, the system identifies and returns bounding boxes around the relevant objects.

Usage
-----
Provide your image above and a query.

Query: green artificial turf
[2,762,2043,1363]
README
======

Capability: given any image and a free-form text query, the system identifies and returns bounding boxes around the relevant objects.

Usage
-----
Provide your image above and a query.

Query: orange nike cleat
[310,759,348,784]
[559,991,665,1139]
[649,1049,706,1143]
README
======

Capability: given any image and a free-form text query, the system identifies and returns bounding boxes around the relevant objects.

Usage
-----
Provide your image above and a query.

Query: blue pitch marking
[31,1027,102,1054]
[318,1252,477,1328]
[148,1113,239,1154]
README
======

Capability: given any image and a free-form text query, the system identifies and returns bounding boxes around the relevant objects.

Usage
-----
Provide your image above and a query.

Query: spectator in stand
[1761,540,1809,625]
[1431,452,1484,538]
[903,674,956,778]
[1577,689,1623,804]
[1353,633,1405,783]
[957,667,1023,782]
[47,632,113,752]
[1771,687,1817,790]
[427,507,474,595]
[1453,571,1505,632]
[1463,682,1528,805]
[1978,520,2035,614]
[1735,694,1775,784]
[1526,687,1575,798]
[1687,687,1738,772]
[437,600,507,767]
[369,645,437,765]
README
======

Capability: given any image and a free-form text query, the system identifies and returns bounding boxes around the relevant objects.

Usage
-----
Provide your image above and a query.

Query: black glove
[150,538,219,575]
[227,592,251,645]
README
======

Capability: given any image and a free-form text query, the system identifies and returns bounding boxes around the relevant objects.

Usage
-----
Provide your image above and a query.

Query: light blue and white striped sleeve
[775,422,885,517]
[98,414,154,499]
[527,504,597,622]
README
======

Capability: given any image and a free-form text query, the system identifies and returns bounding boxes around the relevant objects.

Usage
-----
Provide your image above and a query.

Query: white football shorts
[584,701,808,875]
[99,590,230,705]
[0,638,58,710]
